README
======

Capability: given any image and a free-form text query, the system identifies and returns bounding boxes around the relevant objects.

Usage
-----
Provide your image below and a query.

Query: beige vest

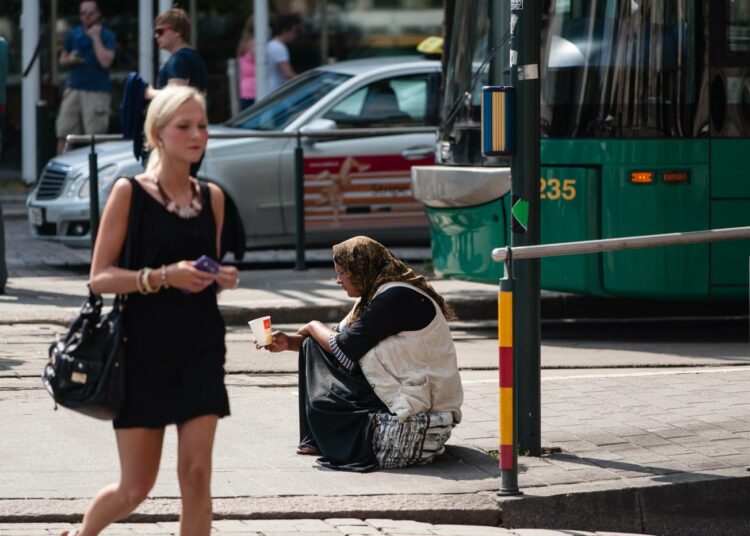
[356,282,463,423]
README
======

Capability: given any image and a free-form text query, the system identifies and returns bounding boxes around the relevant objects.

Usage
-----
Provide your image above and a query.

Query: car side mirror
[300,118,337,144]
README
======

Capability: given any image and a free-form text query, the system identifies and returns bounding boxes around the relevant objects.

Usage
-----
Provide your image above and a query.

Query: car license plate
[29,206,44,226]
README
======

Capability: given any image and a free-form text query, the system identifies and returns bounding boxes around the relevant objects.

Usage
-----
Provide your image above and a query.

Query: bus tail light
[631,171,654,184]
[663,171,689,183]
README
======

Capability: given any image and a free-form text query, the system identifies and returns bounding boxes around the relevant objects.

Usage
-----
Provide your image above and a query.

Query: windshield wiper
[440,30,512,133]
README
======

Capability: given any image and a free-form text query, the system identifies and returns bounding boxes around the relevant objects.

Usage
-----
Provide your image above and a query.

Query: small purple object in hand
[194,255,221,274]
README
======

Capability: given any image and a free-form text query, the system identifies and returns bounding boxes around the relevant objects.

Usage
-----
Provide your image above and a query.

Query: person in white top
[266,13,300,92]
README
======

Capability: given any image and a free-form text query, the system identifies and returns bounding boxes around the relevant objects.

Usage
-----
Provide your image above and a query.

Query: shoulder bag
[42,177,139,420]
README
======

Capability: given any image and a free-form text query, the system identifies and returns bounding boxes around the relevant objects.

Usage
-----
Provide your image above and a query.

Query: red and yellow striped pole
[498,266,520,495]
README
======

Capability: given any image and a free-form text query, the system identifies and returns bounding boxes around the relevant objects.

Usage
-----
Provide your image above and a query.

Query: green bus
[412,0,750,300]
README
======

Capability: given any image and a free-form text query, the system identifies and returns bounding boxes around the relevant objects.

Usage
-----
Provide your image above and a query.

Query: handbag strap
[114,177,142,306]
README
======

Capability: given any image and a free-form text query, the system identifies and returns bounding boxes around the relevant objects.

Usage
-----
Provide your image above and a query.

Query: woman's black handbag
[42,177,139,420]
[43,289,126,420]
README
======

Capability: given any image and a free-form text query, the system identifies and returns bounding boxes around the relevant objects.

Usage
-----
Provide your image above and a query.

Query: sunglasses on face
[80,10,96,16]
[154,27,170,37]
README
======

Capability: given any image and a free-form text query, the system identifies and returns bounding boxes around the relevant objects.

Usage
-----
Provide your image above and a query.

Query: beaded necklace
[149,172,202,218]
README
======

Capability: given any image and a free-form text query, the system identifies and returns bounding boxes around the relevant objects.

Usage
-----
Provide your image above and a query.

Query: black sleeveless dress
[113,178,230,429]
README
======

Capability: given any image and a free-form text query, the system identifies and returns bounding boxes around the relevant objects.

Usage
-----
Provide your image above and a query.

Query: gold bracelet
[135,269,148,295]
[141,267,155,294]
[160,265,170,289]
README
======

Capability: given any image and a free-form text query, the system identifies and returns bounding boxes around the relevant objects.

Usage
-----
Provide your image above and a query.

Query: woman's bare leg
[75,428,164,536]
[176,414,218,536]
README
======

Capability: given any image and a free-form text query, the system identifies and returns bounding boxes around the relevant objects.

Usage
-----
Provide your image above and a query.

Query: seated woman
[258,236,463,471]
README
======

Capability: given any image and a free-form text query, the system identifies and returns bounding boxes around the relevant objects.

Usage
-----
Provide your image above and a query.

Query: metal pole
[498,253,521,495]
[21,0,40,184]
[510,0,541,456]
[254,0,269,99]
[51,0,58,87]
[138,0,154,82]
[89,136,100,249]
[491,226,750,262]
[189,0,197,49]
[294,132,306,271]
[0,201,7,294]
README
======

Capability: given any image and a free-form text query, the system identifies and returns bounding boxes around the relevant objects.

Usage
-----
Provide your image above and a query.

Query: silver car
[26,56,440,257]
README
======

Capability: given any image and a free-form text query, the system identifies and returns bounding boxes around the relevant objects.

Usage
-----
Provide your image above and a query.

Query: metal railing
[65,126,437,265]
[492,227,750,262]
[491,225,750,496]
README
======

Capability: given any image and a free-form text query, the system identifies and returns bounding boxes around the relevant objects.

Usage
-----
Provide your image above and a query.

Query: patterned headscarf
[332,236,456,324]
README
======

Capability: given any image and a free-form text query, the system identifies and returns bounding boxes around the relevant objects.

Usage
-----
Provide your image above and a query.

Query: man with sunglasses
[143,7,207,175]
[146,7,207,100]
[56,0,116,154]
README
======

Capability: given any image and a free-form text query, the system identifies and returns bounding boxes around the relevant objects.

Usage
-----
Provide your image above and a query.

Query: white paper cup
[248,316,272,346]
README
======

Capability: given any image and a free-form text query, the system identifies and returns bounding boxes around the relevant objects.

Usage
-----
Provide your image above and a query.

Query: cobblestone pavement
[2,218,91,276]
[0,519,655,535]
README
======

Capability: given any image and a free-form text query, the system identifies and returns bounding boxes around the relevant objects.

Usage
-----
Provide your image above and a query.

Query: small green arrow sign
[511,199,529,231]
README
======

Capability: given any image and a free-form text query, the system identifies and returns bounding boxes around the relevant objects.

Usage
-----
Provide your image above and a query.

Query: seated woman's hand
[296,322,314,338]
[258,331,290,352]
[168,260,218,293]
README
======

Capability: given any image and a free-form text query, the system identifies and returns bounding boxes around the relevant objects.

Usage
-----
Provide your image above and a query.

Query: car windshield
[225,70,352,131]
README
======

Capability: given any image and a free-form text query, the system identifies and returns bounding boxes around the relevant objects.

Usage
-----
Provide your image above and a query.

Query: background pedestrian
[236,16,256,110]
[266,13,300,92]
[144,7,207,175]
[146,7,207,100]
[55,0,116,154]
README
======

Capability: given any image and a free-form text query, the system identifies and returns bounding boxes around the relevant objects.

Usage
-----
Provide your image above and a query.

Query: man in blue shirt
[56,1,116,154]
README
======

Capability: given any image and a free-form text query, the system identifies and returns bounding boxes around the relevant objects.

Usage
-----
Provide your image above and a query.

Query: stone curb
[3,477,750,534]
[3,294,745,327]
[0,298,499,327]
[499,474,750,536]
[0,493,502,526]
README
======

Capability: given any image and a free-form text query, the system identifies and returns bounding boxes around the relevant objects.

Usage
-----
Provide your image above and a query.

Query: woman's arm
[297,320,334,353]
[208,182,225,257]
[89,178,139,294]
[207,183,239,292]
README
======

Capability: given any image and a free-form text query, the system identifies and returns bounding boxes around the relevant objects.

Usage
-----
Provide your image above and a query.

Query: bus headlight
[77,164,119,199]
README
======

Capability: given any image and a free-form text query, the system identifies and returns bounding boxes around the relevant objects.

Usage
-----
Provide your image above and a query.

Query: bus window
[728,0,750,52]
[710,0,750,137]
[540,0,708,139]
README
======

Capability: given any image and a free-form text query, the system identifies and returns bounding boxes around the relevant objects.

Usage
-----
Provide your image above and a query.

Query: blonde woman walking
[62,85,238,536]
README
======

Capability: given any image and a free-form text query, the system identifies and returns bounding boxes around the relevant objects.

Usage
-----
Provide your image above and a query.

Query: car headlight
[77,164,120,199]
[64,171,85,198]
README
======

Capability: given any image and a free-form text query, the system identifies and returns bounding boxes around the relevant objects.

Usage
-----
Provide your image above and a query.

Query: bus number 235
[540,178,576,200]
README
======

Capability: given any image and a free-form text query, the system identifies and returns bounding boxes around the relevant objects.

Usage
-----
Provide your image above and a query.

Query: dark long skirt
[298,337,388,472]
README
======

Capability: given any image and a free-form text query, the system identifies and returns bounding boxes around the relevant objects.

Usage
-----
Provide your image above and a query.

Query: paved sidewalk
[0,519,656,535]
[1,366,749,533]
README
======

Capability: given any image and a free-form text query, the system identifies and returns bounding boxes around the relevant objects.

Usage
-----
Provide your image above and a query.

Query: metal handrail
[492,227,750,262]
[64,126,437,148]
